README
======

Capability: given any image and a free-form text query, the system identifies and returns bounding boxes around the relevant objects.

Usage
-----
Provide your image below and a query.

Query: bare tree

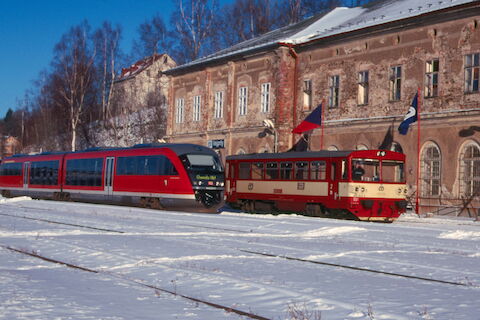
[93,22,122,122]
[51,21,96,151]
[171,0,218,64]
[134,14,169,58]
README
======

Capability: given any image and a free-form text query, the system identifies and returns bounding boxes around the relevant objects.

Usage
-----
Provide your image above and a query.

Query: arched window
[421,142,441,197]
[327,145,339,151]
[237,148,246,155]
[356,144,368,150]
[459,142,480,197]
[391,142,403,153]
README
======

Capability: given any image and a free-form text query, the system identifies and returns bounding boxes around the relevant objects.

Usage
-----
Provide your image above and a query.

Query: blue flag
[398,93,418,135]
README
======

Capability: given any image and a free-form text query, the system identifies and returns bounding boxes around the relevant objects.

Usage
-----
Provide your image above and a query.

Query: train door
[329,161,339,201]
[227,161,236,197]
[104,157,115,196]
[23,162,30,189]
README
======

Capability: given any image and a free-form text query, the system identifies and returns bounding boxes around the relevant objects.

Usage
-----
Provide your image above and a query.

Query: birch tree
[93,22,122,122]
[171,0,218,64]
[51,21,96,151]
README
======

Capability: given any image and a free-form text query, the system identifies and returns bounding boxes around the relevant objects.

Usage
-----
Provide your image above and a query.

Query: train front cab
[338,150,408,222]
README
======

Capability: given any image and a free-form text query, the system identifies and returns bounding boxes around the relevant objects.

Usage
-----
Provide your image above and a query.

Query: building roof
[168,0,477,74]
[116,53,168,82]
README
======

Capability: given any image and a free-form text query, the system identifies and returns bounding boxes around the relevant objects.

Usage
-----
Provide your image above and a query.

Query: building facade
[165,0,480,215]
[113,53,176,114]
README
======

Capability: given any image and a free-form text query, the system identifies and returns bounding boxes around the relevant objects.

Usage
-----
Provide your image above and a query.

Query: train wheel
[1,190,11,198]
[305,204,324,217]
[150,197,164,210]
[140,197,148,208]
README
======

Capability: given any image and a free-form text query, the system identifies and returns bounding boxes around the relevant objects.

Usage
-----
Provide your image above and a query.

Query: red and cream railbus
[225,150,407,222]
[0,144,224,209]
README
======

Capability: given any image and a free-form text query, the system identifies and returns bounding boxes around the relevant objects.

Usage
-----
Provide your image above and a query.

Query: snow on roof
[117,54,166,81]
[169,0,477,73]
[285,0,477,44]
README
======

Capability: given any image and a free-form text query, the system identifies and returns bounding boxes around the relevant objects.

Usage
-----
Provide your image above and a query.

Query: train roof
[2,143,218,162]
[226,149,405,161]
[227,150,354,161]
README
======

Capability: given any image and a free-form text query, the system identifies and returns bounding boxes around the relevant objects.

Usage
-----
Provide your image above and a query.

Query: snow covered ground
[0,197,479,319]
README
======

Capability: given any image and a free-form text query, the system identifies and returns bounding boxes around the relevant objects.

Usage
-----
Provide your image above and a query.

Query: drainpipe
[279,42,299,149]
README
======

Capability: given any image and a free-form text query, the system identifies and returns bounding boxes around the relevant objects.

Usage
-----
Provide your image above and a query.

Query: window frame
[465,53,480,94]
[261,82,271,113]
[175,98,185,124]
[214,91,224,119]
[329,75,340,108]
[389,65,402,101]
[421,143,441,197]
[357,71,369,106]
[238,86,248,116]
[193,95,201,122]
[425,59,439,98]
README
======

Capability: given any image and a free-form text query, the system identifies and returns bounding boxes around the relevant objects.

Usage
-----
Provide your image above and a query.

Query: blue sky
[0,0,233,118]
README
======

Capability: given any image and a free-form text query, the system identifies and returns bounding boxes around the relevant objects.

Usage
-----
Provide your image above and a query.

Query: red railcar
[225,150,407,222]
[0,144,224,209]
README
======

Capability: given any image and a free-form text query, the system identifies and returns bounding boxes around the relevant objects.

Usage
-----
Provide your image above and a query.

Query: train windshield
[182,154,224,173]
[382,160,405,183]
[352,158,404,182]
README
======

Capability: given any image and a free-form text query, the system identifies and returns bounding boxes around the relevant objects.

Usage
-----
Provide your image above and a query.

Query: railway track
[2,209,478,288]
[239,249,477,287]
[0,244,270,320]
[4,213,475,289]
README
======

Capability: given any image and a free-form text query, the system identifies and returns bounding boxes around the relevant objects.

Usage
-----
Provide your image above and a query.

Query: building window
[425,59,439,98]
[329,75,340,108]
[261,83,271,113]
[460,143,480,197]
[175,98,184,124]
[193,95,201,122]
[421,143,441,197]
[389,65,402,101]
[357,71,369,105]
[465,53,480,93]
[303,80,312,111]
[214,91,224,119]
[238,86,248,116]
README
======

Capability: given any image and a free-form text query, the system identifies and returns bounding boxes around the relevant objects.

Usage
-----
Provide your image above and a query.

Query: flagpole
[415,87,421,215]
[320,99,325,150]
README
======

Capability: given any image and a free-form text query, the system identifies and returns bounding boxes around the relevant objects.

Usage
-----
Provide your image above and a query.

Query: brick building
[165,0,480,214]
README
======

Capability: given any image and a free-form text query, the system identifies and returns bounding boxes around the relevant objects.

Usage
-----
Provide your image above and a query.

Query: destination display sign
[208,139,225,149]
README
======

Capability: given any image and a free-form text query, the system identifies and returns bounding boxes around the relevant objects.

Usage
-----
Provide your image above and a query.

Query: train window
[310,161,326,180]
[117,155,178,176]
[382,160,405,182]
[66,158,103,186]
[0,162,23,176]
[295,162,309,180]
[180,154,223,174]
[331,162,336,180]
[352,158,380,181]
[252,162,264,179]
[239,163,251,179]
[266,162,279,180]
[185,154,223,171]
[29,161,59,185]
[341,159,348,180]
[280,162,293,180]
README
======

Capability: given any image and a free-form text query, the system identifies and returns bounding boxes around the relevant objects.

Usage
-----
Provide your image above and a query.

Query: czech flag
[292,104,322,134]
[398,93,418,135]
